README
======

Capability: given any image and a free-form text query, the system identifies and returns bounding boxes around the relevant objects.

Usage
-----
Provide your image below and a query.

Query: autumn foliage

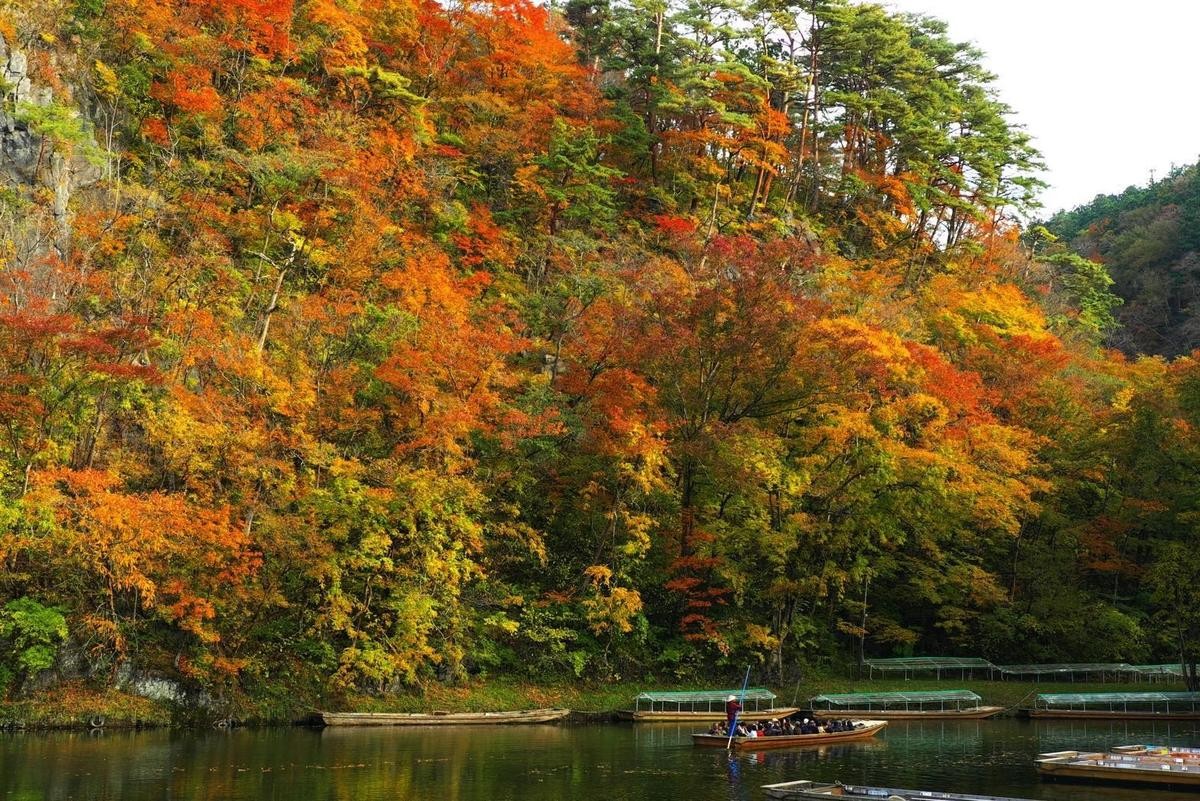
[0,0,1184,707]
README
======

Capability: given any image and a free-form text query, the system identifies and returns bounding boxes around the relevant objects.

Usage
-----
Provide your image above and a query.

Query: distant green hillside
[1047,163,1200,356]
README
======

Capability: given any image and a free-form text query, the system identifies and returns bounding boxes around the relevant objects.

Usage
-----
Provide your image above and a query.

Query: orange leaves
[24,468,256,652]
[375,243,529,466]
[195,0,296,59]
[151,65,223,117]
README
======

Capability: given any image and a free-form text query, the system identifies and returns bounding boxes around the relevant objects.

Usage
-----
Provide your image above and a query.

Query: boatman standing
[725,694,741,726]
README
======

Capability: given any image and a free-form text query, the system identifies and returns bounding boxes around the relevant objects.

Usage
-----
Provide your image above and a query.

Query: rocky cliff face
[0,34,100,264]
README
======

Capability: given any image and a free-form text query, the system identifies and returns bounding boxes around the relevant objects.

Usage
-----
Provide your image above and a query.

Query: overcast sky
[884,0,1200,215]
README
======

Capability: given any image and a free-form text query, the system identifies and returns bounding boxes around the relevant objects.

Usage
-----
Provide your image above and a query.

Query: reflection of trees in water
[18,719,1200,801]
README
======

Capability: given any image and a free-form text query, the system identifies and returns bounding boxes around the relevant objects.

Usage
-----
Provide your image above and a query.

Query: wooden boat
[692,720,887,750]
[763,779,1036,800]
[1038,749,1200,787]
[810,706,1002,720]
[1028,708,1200,720]
[619,687,796,722]
[616,706,801,722]
[807,690,1002,720]
[317,708,571,727]
[1113,744,1200,759]
[1026,691,1200,719]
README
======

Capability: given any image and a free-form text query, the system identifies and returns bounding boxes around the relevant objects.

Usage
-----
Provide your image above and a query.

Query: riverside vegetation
[1,0,1200,725]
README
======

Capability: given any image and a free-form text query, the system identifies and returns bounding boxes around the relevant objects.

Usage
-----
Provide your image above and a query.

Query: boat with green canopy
[1026,691,1200,719]
[617,688,799,722]
[808,690,1002,719]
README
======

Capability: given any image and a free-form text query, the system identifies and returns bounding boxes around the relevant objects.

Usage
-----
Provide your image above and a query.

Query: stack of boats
[763,781,1037,800]
[1037,743,1200,787]
[764,744,1200,797]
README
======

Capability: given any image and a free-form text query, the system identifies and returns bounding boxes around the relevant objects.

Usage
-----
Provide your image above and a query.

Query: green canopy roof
[810,690,982,706]
[864,657,994,670]
[1135,663,1186,675]
[634,688,777,703]
[999,662,1138,675]
[1036,692,1200,707]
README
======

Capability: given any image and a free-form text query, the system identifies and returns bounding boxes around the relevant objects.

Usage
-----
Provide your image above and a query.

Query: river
[2,718,1196,800]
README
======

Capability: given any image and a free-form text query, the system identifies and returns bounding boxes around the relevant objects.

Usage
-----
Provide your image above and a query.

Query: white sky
[884,0,1200,215]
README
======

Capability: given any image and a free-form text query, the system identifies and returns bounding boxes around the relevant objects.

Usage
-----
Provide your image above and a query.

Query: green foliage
[1042,250,1122,339]
[12,101,103,165]
[0,599,67,695]
[1046,162,1200,356]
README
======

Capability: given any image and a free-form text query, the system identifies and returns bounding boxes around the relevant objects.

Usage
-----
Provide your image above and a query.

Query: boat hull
[763,779,1036,800]
[617,707,800,722]
[1028,709,1200,720]
[811,706,1002,720]
[318,708,571,726]
[692,720,887,750]
[1038,760,1200,787]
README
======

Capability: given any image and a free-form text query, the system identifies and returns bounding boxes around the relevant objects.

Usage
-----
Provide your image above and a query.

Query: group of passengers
[707,716,857,738]
[712,696,859,738]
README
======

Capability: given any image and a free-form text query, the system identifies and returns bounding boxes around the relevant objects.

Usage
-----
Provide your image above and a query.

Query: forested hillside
[1046,163,1200,356]
[1,0,1198,713]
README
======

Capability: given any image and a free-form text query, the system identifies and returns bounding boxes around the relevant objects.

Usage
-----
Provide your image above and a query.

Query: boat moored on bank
[317,708,571,726]
[1026,691,1200,719]
[617,687,798,722]
[808,690,1002,719]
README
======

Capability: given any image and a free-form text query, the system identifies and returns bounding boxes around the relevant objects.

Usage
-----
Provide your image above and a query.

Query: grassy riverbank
[0,684,172,730]
[337,675,1188,717]
[3,674,1187,729]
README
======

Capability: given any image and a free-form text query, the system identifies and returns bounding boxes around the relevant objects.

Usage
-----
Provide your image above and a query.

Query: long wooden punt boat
[808,690,1002,720]
[692,720,887,750]
[1026,691,1200,719]
[762,780,1036,800]
[1038,749,1200,788]
[317,708,570,727]
[808,706,1002,720]
[617,707,801,722]
[1029,708,1200,720]
[618,687,797,722]
[1113,744,1200,759]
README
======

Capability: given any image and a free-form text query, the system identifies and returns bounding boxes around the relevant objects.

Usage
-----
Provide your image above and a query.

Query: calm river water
[2,718,1197,800]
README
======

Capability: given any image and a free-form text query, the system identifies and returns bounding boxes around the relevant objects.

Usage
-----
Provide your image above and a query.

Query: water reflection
[3,718,1200,800]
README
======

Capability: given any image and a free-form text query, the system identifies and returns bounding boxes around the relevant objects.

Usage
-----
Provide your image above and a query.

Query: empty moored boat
[1026,691,1200,719]
[762,779,1036,800]
[617,688,799,722]
[808,690,1003,719]
[693,719,887,750]
[317,708,571,726]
